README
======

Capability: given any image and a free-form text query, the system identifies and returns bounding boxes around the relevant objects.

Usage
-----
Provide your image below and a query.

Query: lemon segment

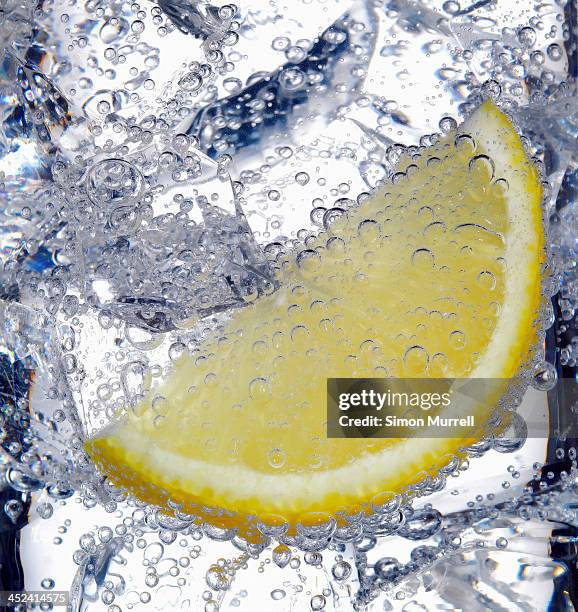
[86,101,544,531]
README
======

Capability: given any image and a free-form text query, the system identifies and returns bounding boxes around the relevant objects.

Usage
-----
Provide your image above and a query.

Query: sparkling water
[0,0,577,610]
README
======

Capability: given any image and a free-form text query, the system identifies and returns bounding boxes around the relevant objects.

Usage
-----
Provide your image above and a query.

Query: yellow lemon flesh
[86,101,544,536]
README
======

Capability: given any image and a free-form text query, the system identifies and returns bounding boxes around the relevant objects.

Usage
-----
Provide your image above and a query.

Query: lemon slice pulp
[86,101,544,535]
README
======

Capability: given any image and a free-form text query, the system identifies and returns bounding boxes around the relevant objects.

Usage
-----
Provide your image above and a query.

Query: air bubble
[430,353,449,376]
[332,560,352,581]
[371,491,401,515]
[143,542,164,565]
[37,502,54,519]
[411,248,435,270]
[223,78,242,93]
[403,346,429,373]
[477,270,496,291]
[296,249,321,271]
[547,44,563,61]
[374,557,401,581]
[442,1,460,14]
[310,594,326,610]
[493,412,527,453]
[97,100,111,114]
[304,551,322,565]
[424,221,446,238]
[469,155,495,182]
[86,159,144,207]
[481,79,502,100]
[399,508,442,540]
[99,17,128,43]
[272,37,290,51]
[285,46,307,63]
[126,326,164,351]
[256,514,289,538]
[279,67,306,91]
[206,566,229,591]
[272,544,291,568]
[439,116,457,133]
[358,219,380,243]
[449,330,466,349]
[323,208,346,229]
[518,27,537,48]
[531,50,545,66]
[492,178,509,197]
[454,134,476,155]
[544,301,555,329]
[41,578,55,590]
[310,207,326,226]
[423,40,443,54]
[179,71,203,92]
[99,526,114,542]
[295,172,310,186]
[531,362,557,391]
[268,448,286,469]
[131,20,145,33]
[278,146,293,159]
[496,537,508,549]
[109,206,139,233]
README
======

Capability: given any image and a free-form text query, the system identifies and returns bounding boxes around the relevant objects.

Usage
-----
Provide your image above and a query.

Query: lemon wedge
[86,101,544,536]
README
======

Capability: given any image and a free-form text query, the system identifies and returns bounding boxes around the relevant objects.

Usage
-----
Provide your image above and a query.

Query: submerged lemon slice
[86,102,543,534]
